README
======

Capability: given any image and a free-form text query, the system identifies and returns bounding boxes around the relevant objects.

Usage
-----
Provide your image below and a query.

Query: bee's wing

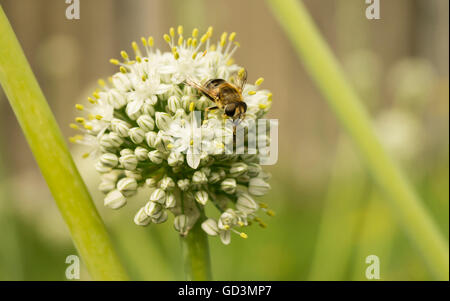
[235,68,247,93]
[185,77,216,101]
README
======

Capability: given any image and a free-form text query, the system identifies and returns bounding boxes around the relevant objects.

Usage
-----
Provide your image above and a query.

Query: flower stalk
[181,215,212,281]
[0,6,128,280]
[266,0,448,280]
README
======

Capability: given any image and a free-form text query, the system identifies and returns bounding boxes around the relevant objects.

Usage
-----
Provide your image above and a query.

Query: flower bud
[194,190,209,205]
[174,215,188,235]
[154,133,172,152]
[117,177,138,193]
[165,192,176,208]
[148,150,164,164]
[159,176,175,191]
[129,127,145,144]
[134,207,151,226]
[125,170,142,181]
[152,210,168,224]
[229,162,248,177]
[177,179,190,191]
[95,161,112,173]
[100,153,119,168]
[221,178,236,194]
[192,171,208,185]
[236,193,259,214]
[167,152,184,166]
[144,201,163,217]
[98,179,116,194]
[220,230,231,245]
[247,163,262,177]
[155,112,172,131]
[208,172,221,184]
[120,148,134,156]
[137,115,155,132]
[134,146,149,161]
[150,188,166,204]
[100,133,123,149]
[111,118,131,137]
[248,178,271,196]
[104,189,127,209]
[145,131,158,148]
[119,154,138,170]
[142,102,155,116]
[201,167,211,177]
[201,218,219,236]
[146,177,158,188]
[167,95,181,113]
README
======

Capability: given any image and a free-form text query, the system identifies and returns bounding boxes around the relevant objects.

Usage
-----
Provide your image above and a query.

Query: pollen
[148,36,154,47]
[229,32,236,41]
[141,37,147,47]
[119,66,127,73]
[93,92,100,99]
[88,97,97,104]
[169,27,175,37]
[248,91,257,95]
[84,124,93,130]
[163,34,171,43]
[192,28,199,38]
[75,104,84,111]
[259,103,267,109]
[178,36,183,46]
[240,232,248,239]
[189,102,195,112]
[267,92,273,101]
[95,115,103,120]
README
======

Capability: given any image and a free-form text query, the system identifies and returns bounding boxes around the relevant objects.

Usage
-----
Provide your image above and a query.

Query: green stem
[266,0,449,280]
[0,6,128,280]
[181,218,212,280]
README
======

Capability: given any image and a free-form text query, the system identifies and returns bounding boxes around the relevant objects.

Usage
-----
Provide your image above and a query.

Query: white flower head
[70,26,274,244]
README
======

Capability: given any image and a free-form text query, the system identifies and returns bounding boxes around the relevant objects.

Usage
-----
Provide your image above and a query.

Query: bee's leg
[203,106,218,123]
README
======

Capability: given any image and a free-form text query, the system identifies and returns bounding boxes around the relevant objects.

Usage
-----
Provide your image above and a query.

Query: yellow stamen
[75,117,85,124]
[267,92,273,101]
[136,56,142,63]
[192,28,199,38]
[75,104,84,111]
[259,103,267,109]
[88,114,95,121]
[189,102,195,112]
[169,27,175,37]
[240,232,248,239]
[120,50,129,60]
[259,222,267,228]
[209,44,216,51]
[120,66,127,73]
[163,34,171,43]
[206,26,213,37]
[88,97,97,104]
[177,25,183,36]
[223,225,230,230]
[187,37,192,47]
[93,92,100,99]
[69,123,79,129]
[148,36,154,47]
[266,210,275,217]
[229,32,236,41]
[109,59,119,65]
[98,79,106,87]
[84,124,93,130]
[255,77,264,86]
[220,32,227,47]
[238,68,246,78]
[95,115,103,120]
[237,221,244,227]
[173,51,179,60]
[141,37,147,47]
[167,143,174,150]
[192,52,198,59]
[202,50,207,57]
[259,202,268,209]
[178,36,183,46]
[82,153,90,159]
[226,58,234,66]
[200,34,208,44]
[131,41,139,54]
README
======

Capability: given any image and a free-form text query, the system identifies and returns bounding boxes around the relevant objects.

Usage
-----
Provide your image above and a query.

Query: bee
[186,69,248,125]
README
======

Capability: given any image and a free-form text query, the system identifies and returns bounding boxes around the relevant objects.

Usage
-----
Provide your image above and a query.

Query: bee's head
[225,102,247,121]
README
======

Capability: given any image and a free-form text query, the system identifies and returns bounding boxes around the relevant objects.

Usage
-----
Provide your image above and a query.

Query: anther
[255,77,264,86]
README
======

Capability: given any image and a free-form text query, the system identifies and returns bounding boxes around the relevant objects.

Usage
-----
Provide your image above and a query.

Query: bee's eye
[225,103,236,117]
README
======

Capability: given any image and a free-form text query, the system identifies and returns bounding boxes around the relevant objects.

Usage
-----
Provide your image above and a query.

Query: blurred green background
[0,0,448,280]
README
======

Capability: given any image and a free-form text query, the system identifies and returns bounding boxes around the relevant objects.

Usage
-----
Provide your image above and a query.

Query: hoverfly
[185,69,248,125]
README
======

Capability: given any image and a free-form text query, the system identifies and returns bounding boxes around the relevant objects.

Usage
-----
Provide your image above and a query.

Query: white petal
[186,147,201,169]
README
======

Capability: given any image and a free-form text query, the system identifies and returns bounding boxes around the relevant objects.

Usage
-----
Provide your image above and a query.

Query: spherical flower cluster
[70,26,274,244]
